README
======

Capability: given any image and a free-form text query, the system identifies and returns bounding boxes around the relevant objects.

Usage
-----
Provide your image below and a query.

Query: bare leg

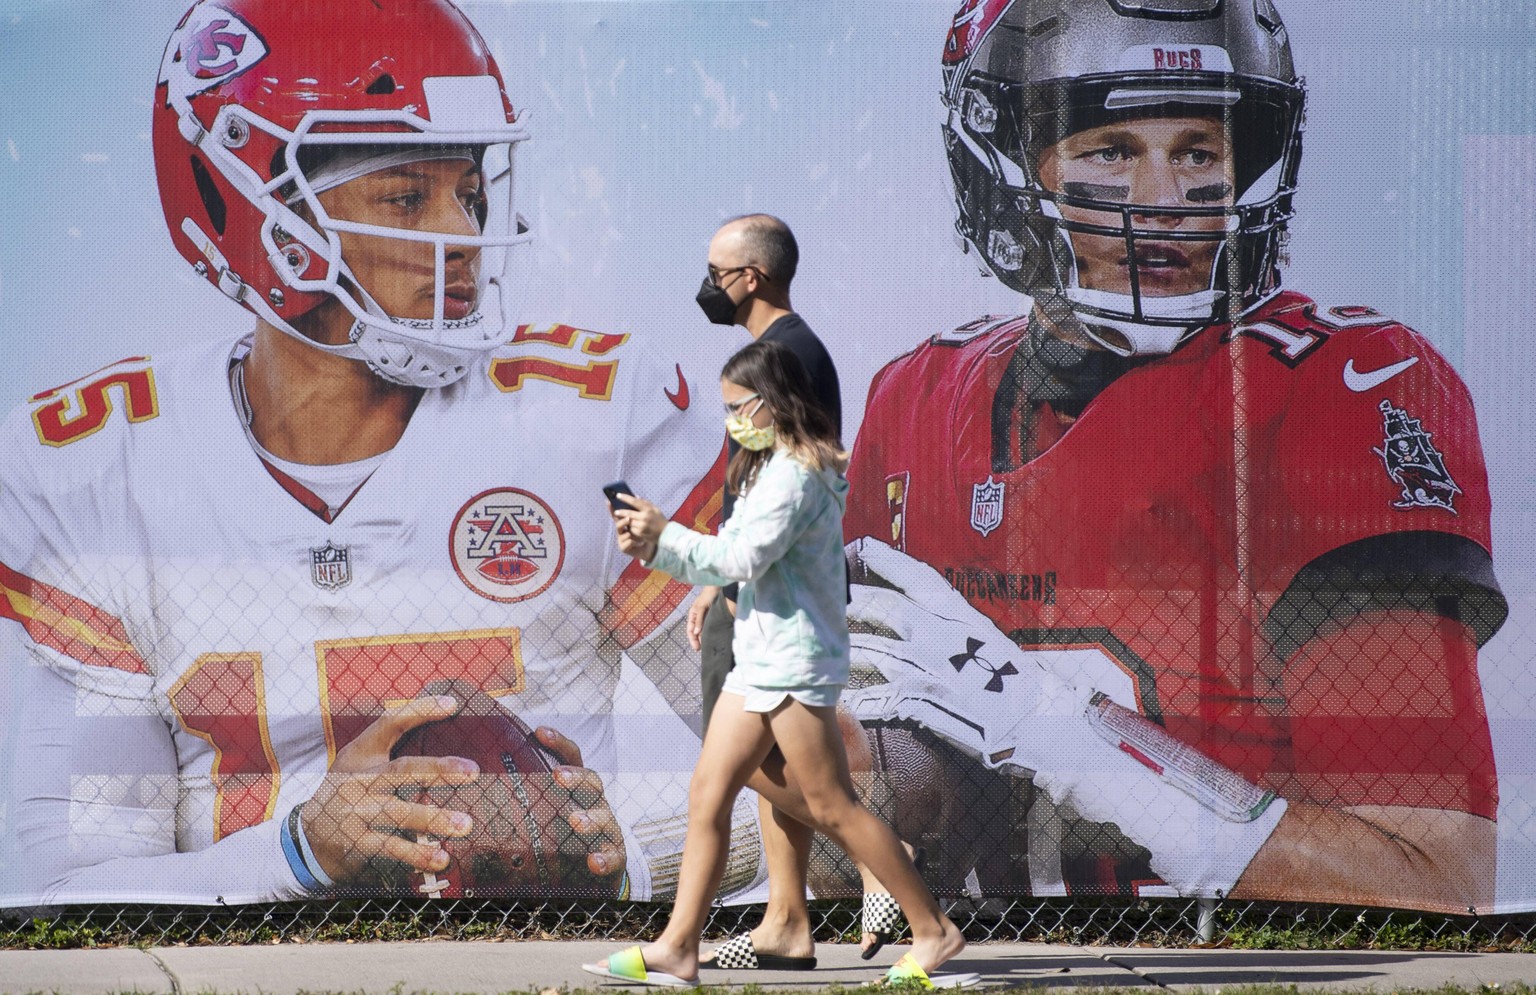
[703,748,818,963]
[765,700,965,974]
[745,740,912,955]
[600,693,776,982]
[755,790,818,956]
[837,708,907,955]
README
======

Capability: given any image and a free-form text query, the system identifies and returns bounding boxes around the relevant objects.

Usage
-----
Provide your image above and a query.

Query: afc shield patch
[310,541,352,590]
[970,476,1005,537]
[1373,399,1461,514]
[450,488,566,603]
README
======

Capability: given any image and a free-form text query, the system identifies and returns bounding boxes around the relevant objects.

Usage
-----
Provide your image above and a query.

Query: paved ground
[1,940,1533,994]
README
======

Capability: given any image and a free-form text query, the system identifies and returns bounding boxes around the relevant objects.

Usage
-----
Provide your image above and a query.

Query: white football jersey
[0,323,745,905]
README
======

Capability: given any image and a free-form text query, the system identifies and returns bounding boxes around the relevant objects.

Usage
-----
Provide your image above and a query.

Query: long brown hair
[722,339,845,497]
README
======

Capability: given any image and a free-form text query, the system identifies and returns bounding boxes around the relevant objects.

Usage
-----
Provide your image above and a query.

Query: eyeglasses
[723,393,761,416]
[706,264,749,288]
[707,264,768,288]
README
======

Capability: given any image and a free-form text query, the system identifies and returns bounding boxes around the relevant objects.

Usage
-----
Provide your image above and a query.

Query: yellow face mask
[724,396,776,451]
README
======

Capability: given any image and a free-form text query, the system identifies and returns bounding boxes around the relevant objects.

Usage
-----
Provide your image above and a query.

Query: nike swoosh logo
[1344,356,1419,392]
[665,363,690,410]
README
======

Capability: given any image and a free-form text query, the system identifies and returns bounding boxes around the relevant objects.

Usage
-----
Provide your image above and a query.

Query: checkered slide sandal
[861,891,906,960]
[702,933,817,971]
[862,846,925,960]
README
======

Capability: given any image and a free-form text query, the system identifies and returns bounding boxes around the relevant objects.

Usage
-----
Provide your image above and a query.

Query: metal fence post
[1197,897,1218,943]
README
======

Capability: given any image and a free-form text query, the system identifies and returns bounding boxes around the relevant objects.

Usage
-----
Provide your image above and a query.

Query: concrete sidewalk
[1,940,1532,994]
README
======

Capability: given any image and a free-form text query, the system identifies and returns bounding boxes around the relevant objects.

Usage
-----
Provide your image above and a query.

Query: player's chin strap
[261,281,497,389]
[1040,292,1210,357]
[255,308,493,389]
[1046,254,1286,358]
[343,313,494,388]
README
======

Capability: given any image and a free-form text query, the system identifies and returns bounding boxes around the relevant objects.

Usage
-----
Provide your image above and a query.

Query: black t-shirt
[721,312,842,521]
[721,313,842,599]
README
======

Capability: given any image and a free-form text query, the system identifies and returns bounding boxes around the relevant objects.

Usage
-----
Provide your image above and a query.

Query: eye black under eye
[1185,182,1233,203]
[1063,182,1130,202]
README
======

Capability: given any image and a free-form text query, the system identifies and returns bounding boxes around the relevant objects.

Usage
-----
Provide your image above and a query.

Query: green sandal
[581,945,700,988]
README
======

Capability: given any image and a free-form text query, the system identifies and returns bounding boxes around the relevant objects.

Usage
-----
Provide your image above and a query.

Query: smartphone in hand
[602,481,636,512]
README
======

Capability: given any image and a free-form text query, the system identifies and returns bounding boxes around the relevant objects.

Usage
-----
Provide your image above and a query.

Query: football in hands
[390,680,579,898]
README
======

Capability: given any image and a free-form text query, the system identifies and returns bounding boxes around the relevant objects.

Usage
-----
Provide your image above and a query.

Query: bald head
[713,214,798,285]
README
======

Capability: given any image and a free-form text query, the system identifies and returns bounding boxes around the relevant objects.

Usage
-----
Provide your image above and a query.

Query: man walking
[689,215,888,969]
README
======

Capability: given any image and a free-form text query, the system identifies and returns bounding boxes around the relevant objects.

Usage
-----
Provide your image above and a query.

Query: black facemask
[696,277,741,326]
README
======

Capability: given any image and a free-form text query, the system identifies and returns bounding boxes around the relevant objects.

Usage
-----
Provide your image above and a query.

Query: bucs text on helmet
[942,0,1306,355]
[153,0,532,387]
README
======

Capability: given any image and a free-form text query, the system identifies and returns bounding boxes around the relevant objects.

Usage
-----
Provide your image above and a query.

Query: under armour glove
[843,537,1287,897]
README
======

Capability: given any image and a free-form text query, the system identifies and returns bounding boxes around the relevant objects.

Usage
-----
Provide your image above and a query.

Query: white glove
[844,538,1287,897]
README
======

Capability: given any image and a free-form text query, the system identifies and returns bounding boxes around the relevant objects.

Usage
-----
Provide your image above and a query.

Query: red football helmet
[153,0,531,387]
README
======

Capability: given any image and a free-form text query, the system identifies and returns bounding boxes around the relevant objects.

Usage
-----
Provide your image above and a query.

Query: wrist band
[292,802,336,888]
[281,805,323,892]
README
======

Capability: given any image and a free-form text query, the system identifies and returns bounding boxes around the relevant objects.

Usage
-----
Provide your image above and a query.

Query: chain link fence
[6,898,1536,952]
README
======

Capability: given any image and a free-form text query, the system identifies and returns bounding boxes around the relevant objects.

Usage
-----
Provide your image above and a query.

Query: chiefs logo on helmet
[160,5,268,97]
[186,18,250,77]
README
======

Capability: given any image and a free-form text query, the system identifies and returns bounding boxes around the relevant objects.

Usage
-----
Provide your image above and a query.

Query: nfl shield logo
[310,541,352,590]
[970,476,1005,537]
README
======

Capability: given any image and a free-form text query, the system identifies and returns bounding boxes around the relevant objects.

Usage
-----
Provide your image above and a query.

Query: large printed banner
[2,0,1533,916]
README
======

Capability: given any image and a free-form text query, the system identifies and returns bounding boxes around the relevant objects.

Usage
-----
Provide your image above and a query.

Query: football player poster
[0,1,1532,917]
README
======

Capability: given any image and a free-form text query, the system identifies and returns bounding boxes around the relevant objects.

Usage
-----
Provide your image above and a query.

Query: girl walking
[583,340,975,989]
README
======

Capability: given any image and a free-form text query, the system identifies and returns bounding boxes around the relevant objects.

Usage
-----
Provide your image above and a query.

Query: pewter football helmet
[942,0,1306,354]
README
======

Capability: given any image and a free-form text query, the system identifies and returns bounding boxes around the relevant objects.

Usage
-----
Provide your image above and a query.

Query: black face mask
[696,277,741,326]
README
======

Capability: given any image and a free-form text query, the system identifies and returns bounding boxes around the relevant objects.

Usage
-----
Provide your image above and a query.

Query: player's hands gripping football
[301,694,480,884]
[388,681,628,898]
[536,725,628,890]
[611,494,667,562]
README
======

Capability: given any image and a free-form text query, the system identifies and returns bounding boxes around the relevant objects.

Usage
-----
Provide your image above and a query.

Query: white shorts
[721,670,843,712]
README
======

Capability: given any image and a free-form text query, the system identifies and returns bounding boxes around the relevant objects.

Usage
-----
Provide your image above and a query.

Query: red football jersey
[847,291,1503,824]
